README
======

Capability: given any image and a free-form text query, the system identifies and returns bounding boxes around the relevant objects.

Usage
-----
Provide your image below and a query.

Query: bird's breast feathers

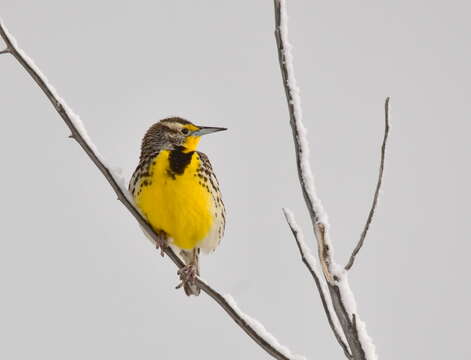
[131,150,225,253]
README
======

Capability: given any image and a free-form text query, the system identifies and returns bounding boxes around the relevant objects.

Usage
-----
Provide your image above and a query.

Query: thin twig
[283,209,352,360]
[345,97,390,271]
[0,20,297,360]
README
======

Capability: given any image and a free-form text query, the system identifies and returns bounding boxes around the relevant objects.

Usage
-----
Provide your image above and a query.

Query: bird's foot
[155,230,168,257]
[176,263,199,295]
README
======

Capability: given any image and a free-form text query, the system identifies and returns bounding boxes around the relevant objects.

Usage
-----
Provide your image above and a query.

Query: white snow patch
[335,272,378,359]
[335,271,358,316]
[223,294,306,360]
[356,317,378,360]
[282,208,317,270]
[277,1,329,228]
[283,208,349,349]
[109,165,131,197]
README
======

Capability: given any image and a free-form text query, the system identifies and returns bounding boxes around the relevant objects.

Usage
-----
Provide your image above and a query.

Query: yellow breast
[133,150,214,250]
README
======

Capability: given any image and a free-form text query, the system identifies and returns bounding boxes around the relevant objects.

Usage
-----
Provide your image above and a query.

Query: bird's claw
[155,231,168,257]
[175,263,198,291]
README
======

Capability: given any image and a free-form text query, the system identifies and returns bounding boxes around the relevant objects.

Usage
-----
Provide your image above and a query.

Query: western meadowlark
[129,117,226,296]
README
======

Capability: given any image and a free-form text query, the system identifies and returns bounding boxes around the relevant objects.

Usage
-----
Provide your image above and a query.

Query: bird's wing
[128,151,160,196]
[196,151,226,253]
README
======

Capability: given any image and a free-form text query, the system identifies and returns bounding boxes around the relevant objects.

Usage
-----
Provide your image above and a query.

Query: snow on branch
[273,1,380,359]
[283,209,352,359]
[272,0,328,225]
[0,19,299,360]
[273,0,336,282]
[345,97,390,271]
[0,20,105,165]
[224,294,306,360]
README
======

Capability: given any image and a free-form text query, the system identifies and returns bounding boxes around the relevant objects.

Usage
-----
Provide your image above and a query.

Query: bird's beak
[192,126,227,136]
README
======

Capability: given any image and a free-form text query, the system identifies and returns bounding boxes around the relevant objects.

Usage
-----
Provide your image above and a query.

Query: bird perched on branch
[129,117,226,296]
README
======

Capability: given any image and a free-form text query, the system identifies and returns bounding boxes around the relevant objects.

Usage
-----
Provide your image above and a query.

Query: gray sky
[0,1,470,359]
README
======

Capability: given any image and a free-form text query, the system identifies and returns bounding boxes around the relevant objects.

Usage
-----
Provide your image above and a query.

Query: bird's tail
[179,248,201,296]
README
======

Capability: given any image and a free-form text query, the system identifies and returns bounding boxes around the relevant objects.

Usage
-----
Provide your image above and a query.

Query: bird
[129,117,226,296]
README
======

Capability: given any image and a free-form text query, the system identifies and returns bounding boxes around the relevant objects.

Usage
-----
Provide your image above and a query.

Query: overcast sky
[1,1,470,359]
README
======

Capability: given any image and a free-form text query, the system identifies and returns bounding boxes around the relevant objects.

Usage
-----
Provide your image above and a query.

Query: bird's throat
[168,147,195,175]
[182,136,201,152]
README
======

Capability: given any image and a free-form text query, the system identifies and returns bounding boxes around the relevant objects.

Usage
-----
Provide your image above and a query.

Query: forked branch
[273,1,380,359]
[283,209,352,359]
[0,20,300,360]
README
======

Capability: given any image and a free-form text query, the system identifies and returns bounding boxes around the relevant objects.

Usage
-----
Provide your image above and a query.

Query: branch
[345,97,390,270]
[0,19,301,360]
[273,1,378,359]
[283,209,352,360]
[272,0,335,283]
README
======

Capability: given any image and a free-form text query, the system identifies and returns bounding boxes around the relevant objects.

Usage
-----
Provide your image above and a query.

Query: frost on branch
[274,1,381,359]
[223,295,306,360]
[0,19,128,194]
[283,208,350,357]
[276,1,329,227]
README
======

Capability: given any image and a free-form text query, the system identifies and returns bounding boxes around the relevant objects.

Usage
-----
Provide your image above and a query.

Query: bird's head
[140,117,226,158]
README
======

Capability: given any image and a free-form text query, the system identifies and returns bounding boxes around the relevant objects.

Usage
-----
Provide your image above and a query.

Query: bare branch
[345,97,390,271]
[0,20,299,360]
[0,20,14,52]
[0,48,9,55]
[283,209,352,360]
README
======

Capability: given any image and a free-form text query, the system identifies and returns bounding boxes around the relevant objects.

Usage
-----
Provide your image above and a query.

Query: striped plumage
[129,117,226,295]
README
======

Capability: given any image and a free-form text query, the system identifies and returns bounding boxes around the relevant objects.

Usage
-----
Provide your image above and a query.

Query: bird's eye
[181,128,190,135]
